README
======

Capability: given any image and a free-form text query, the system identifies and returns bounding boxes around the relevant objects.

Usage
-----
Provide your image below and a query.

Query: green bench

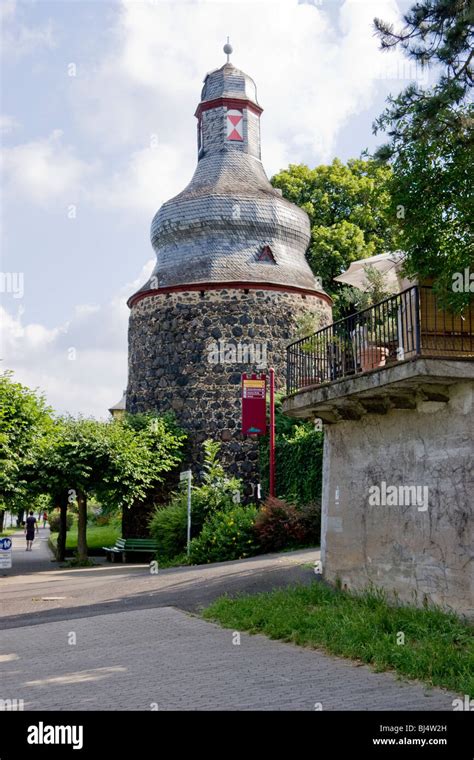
[103,538,158,563]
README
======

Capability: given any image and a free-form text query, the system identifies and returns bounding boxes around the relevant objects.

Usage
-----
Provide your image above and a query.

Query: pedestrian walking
[42,511,48,529]
[24,510,39,551]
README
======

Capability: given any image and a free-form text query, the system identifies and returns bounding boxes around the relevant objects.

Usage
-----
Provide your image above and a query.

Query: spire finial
[223,37,233,64]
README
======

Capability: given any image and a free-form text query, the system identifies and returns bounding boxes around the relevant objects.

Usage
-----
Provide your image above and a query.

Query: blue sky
[1,0,425,417]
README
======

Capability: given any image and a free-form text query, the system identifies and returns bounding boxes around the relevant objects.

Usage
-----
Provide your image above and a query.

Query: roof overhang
[128,281,332,309]
[195,97,263,119]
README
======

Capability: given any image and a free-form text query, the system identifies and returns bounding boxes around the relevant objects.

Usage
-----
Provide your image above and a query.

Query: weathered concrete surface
[320,380,473,619]
[284,361,473,619]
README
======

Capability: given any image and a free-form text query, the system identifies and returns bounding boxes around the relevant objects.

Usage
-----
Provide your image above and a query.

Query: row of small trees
[0,372,185,561]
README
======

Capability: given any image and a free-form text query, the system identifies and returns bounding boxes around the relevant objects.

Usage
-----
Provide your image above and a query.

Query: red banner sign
[242,374,267,435]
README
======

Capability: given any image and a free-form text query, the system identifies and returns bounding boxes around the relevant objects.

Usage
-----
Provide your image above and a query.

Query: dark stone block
[228,373,242,384]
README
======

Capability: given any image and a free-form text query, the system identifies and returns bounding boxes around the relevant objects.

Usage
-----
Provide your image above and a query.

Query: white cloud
[72,0,407,170]
[0,259,154,418]
[1,0,56,59]
[1,130,96,206]
[0,114,20,135]
[3,0,410,218]
[1,128,189,218]
[91,143,191,215]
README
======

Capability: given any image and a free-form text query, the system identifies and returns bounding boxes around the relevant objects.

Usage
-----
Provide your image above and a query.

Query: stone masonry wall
[128,287,331,496]
[320,381,474,619]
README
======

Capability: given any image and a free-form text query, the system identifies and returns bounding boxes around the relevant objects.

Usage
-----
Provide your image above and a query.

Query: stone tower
[127,46,332,490]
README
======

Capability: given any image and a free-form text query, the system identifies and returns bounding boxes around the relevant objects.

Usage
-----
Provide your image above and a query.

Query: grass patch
[50,524,120,552]
[0,527,17,537]
[203,582,473,695]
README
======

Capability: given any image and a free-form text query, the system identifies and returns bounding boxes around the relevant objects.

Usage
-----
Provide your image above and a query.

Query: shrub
[92,514,111,527]
[188,505,259,564]
[253,497,303,552]
[253,496,321,553]
[196,439,241,519]
[149,494,189,561]
[149,439,242,561]
[49,511,74,533]
[88,508,112,526]
[295,501,321,545]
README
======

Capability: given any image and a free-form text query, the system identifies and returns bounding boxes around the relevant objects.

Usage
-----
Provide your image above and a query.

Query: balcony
[283,285,474,423]
[287,286,474,396]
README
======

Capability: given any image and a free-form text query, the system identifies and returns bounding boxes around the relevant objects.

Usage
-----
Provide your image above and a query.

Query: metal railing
[287,286,474,394]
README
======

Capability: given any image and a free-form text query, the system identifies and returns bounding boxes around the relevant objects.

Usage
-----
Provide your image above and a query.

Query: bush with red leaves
[254,496,320,553]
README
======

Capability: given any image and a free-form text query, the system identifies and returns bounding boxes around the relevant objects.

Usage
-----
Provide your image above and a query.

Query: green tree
[0,372,53,530]
[374,0,472,138]
[271,159,399,302]
[29,413,185,562]
[373,0,473,309]
[29,418,109,562]
[97,413,186,514]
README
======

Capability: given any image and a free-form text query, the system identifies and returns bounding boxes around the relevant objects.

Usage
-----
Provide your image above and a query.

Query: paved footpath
[4,528,56,575]
[0,548,461,711]
[0,606,458,711]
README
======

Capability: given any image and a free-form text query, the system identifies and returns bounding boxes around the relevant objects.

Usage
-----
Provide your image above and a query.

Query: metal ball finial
[223,37,233,63]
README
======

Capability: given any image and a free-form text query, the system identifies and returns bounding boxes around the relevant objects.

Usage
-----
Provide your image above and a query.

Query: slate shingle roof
[131,62,325,300]
[200,62,259,104]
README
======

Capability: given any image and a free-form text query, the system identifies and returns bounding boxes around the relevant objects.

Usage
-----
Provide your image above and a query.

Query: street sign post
[0,537,12,570]
[269,367,275,497]
[241,374,267,435]
[241,370,276,497]
[180,470,192,556]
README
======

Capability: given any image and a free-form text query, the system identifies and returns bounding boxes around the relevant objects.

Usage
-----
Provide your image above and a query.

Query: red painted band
[195,97,263,119]
[128,281,332,309]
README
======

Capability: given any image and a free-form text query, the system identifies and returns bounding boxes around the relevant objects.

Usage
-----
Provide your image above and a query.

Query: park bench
[103,537,158,563]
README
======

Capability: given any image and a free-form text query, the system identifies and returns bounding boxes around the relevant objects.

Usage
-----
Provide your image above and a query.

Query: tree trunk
[76,490,88,562]
[0,510,4,533]
[57,493,68,562]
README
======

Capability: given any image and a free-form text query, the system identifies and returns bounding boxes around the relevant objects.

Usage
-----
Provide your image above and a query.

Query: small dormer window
[256,245,276,263]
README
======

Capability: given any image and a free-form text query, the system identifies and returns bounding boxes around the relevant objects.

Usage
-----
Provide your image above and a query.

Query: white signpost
[180,470,192,556]
[0,537,13,570]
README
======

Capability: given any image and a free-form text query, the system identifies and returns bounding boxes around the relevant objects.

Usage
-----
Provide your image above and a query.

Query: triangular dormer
[256,245,276,263]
